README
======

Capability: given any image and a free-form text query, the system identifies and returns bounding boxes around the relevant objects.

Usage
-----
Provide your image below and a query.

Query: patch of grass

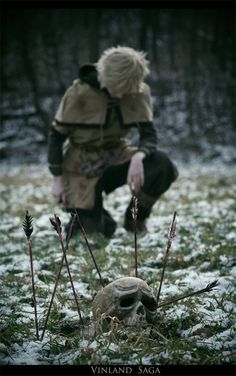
[0,163,235,365]
[0,312,32,347]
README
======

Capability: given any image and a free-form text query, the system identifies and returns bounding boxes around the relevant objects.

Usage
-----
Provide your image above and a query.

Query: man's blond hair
[96,46,150,95]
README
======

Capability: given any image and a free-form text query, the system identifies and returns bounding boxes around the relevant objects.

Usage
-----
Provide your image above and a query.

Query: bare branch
[157,280,219,309]
[131,194,138,278]
[23,211,39,340]
[75,210,105,287]
[156,211,177,305]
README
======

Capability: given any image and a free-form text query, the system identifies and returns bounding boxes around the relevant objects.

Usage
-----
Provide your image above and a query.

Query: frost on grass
[0,160,235,365]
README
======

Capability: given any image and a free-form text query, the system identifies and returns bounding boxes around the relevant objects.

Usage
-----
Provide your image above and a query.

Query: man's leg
[124,150,178,232]
[97,161,131,236]
[70,150,178,236]
[62,173,114,238]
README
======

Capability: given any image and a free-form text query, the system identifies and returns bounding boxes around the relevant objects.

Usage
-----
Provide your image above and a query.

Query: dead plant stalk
[75,211,105,287]
[41,214,83,341]
[156,211,177,305]
[23,211,39,340]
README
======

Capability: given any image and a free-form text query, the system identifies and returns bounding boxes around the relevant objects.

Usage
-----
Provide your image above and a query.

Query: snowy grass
[0,160,235,365]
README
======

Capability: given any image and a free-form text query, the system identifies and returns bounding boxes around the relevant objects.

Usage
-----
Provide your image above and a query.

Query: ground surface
[0,158,235,365]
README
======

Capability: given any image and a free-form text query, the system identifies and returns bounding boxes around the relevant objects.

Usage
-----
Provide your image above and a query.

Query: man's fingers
[62,193,67,205]
[129,176,141,193]
[53,193,62,203]
[140,169,144,187]
[130,181,135,194]
[135,170,144,191]
[127,160,145,193]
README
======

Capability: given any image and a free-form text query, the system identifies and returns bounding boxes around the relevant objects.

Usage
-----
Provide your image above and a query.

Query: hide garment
[48,65,157,209]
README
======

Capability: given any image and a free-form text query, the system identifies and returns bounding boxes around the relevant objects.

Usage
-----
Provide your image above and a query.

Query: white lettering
[138,366,161,374]
[90,366,134,375]
[91,366,98,374]
[126,367,133,374]
[101,366,108,374]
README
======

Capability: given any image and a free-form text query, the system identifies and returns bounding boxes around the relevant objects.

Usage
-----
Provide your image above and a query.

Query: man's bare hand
[52,176,64,203]
[127,151,146,193]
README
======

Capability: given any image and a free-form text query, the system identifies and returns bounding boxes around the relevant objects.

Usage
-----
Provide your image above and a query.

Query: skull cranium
[92,277,157,326]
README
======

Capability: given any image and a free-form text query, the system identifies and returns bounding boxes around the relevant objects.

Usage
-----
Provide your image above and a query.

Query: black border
[0,1,235,375]
[1,364,236,376]
[1,0,235,9]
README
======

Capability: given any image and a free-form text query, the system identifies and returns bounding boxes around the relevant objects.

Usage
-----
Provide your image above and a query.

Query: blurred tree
[1,6,235,149]
[88,9,101,62]
[139,9,149,52]
[18,10,50,137]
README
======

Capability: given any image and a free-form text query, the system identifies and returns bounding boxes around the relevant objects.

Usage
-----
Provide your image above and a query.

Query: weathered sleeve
[137,84,157,155]
[47,86,74,176]
[138,121,158,156]
[47,123,68,176]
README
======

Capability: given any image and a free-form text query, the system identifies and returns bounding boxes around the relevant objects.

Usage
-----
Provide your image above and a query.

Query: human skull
[92,277,157,326]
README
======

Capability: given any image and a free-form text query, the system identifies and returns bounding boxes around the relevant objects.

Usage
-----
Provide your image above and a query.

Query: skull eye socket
[141,295,157,311]
[120,296,136,308]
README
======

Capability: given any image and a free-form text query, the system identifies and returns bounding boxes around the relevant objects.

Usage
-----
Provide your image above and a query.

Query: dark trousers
[72,150,178,237]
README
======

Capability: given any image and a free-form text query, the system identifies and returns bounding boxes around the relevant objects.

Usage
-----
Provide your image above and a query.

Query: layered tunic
[48,65,157,209]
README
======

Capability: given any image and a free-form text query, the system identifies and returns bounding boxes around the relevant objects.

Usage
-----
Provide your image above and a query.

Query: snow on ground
[0,155,235,365]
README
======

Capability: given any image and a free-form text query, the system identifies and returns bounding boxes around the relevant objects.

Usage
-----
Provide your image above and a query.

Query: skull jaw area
[121,301,151,326]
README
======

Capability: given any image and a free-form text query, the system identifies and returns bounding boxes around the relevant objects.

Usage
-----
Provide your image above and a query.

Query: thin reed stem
[157,280,219,309]
[131,194,138,278]
[54,215,83,324]
[41,214,82,341]
[28,238,39,340]
[23,211,39,340]
[156,211,177,305]
[75,211,105,287]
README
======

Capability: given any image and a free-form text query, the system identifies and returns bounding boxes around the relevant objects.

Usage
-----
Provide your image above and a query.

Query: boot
[65,213,101,240]
[102,209,117,238]
[65,209,117,240]
[124,217,147,233]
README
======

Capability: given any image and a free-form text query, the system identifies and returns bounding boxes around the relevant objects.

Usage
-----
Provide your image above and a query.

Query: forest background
[1,4,235,163]
[0,2,235,369]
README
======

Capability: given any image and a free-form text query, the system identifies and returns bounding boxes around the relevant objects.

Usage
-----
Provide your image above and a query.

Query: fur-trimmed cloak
[48,65,157,209]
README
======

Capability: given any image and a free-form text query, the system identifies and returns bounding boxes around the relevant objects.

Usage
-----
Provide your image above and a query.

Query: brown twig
[131,192,138,278]
[52,215,83,321]
[41,214,83,341]
[23,211,39,340]
[156,211,177,306]
[157,280,219,308]
[75,210,105,287]
[65,213,76,244]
